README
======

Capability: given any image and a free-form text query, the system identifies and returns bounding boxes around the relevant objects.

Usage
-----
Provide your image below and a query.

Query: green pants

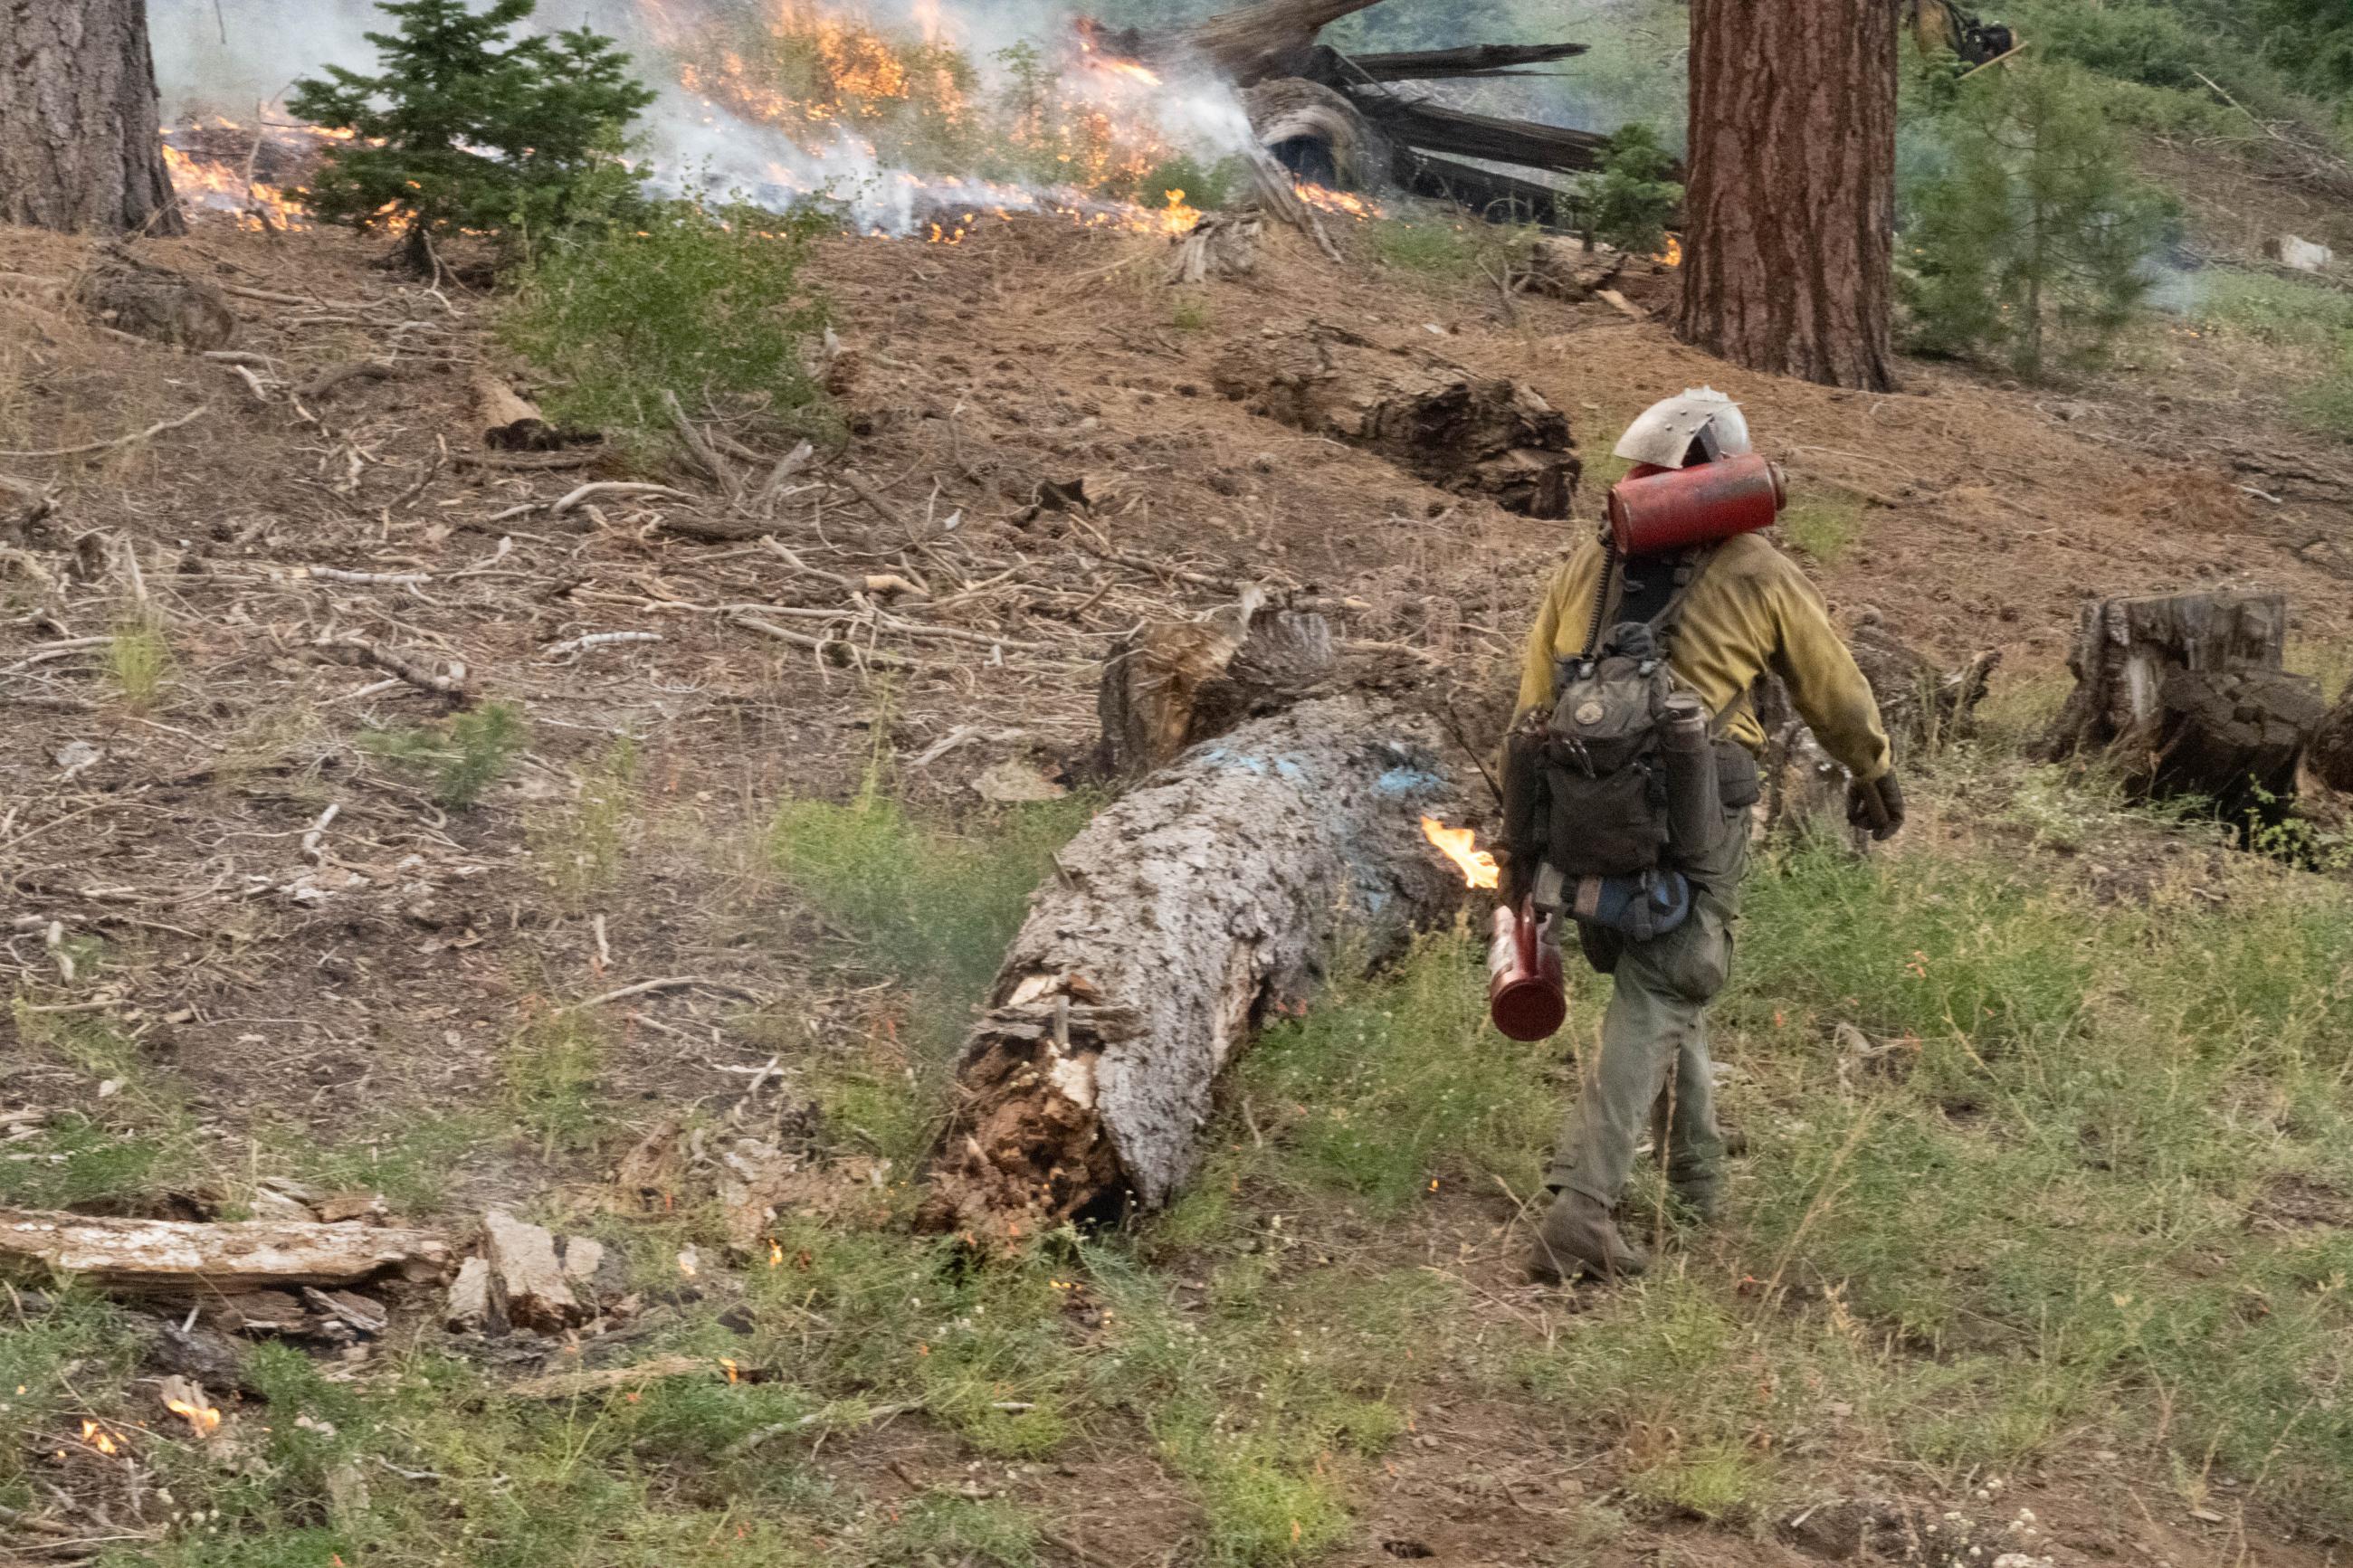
[1545,809,1748,1205]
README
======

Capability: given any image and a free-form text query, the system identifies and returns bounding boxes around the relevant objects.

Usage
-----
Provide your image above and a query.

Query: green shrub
[1900,63,2178,378]
[288,0,653,267]
[359,700,529,809]
[500,202,828,447]
[1577,123,1682,256]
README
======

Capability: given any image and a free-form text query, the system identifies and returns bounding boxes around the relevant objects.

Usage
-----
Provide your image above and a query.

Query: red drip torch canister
[1606,451,1787,556]
[1488,900,1567,1042]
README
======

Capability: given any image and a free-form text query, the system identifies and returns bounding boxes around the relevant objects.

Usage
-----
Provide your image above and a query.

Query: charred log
[1210,323,1578,517]
[1244,79,1386,188]
[2040,592,2323,821]
[1082,0,1385,87]
[921,697,1465,1238]
[1392,148,1580,228]
[1348,90,1619,177]
[1306,42,1592,83]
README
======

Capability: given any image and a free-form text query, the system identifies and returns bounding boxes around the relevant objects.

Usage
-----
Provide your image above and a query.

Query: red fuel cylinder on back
[1607,451,1787,556]
[1489,900,1567,1042]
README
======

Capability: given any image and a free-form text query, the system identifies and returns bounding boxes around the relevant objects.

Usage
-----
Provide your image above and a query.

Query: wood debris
[0,1209,452,1292]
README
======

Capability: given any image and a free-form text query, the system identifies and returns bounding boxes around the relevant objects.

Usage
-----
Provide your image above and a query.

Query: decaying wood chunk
[1167,208,1266,284]
[481,1209,580,1333]
[1521,235,1626,300]
[2040,592,2322,817]
[444,1256,493,1333]
[71,251,235,350]
[0,1209,450,1293]
[1097,590,1338,777]
[1211,324,1577,517]
[921,696,1466,1240]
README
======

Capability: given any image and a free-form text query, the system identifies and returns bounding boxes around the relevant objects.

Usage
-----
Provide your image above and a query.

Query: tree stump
[922,697,1466,1240]
[2040,593,2323,818]
[1243,78,1386,188]
[1097,591,1338,778]
[2312,692,2353,795]
[1845,622,1997,753]
[1211,324,1577,517]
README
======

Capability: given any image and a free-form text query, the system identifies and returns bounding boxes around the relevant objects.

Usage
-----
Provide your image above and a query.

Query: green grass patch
[502,1008,610,1152]
[1778,490,1867,566]
[501,201,829,457]
[106,612,171,713]
[274,1112,491,1217]
[2188,268,2353,349]
[536,736,642,908]
[1367,214,1538,280]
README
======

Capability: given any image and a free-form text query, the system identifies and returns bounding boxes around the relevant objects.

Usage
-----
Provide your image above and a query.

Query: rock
[2269,234,2334,273]
[559,1236,605,1285]
[972,760,1067,803]
[481,1210,581,1333]
[72,251,236,350]
[314,1192,386,1225]
[444,1255,493,1333]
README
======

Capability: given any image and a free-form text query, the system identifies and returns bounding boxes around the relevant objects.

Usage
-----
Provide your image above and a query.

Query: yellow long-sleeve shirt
[1513,530,1892,783]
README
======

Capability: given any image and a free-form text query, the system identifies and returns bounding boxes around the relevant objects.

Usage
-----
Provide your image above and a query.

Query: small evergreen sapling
[1579,123,1683,257]
[1900,63,2177,379]
[288,0,656,268]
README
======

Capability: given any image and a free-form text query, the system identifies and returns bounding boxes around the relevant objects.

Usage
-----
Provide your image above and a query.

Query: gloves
[1846,769,1906,841]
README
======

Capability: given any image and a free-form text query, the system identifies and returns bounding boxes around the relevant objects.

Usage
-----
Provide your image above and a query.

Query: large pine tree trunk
[1676,0,1895,390]
[0,0,183,236]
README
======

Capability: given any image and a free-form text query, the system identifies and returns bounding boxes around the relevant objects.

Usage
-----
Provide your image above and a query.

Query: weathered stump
[1167,208,1267,284]
[922,697,1465,1239]
[72,251,234,349]
[2312,692,2353,795]
[2040,592,2323,818]
[1211,323,1577,517]
[1244,78,1386,188]
[1846,622,1998,753]
[1097,592,1338,778]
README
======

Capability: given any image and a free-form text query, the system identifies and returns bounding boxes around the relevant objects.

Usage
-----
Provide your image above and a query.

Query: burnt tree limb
[1085,0,1385,87]
[1310,42,1591,82]
[1210,323,1578,518]
[1346,90,1618,177]
[2040,592,2323,817]
[922,698,1465,1238]
[1392,148,1580,228]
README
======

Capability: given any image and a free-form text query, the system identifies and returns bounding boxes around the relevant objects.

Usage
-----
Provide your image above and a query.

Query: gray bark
[0,1209,451,1293]
[923,697,1466,1237]
[0,0,183,235]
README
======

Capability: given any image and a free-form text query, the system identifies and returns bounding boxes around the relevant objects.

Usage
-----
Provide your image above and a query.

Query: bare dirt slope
[4,200,2351,1567]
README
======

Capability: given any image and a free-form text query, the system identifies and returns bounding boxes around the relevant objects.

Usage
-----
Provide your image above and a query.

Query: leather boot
[1527,1190,1649,1284]
[1669,1175,1721,1225]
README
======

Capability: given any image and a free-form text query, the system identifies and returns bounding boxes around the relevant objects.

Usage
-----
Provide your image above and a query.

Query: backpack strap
[1577,538,1621,661]
[1647,542,1724,655]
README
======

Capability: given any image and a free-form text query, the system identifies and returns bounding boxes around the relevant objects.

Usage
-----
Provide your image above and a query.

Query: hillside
[5,112,2353,1568]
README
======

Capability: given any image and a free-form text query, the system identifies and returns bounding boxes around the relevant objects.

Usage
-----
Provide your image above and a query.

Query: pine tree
[1901,63,2177,380]
[289,0,656,269]
[1578,124,1681,257]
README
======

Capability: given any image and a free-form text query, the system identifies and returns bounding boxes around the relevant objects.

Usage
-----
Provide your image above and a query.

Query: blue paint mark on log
[1376,766,1446,797]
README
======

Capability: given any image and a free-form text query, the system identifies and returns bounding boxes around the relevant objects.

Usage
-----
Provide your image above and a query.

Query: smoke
[148,0,1262,233]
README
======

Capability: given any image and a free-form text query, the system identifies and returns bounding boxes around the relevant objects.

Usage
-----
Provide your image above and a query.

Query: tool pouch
[1567,869,1692,944]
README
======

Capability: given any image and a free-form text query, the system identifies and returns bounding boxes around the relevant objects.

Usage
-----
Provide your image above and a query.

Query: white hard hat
[1612,387,1752,469]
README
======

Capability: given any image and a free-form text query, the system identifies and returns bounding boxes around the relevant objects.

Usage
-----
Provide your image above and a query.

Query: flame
[1294,182,1383,221]
[1653,234,1683,267]
[768,1238,785,1266]
[719,1357,740,1384]
[80,1419,120,1456]
[166,1395,224,1437]
[1420,817,1499,890]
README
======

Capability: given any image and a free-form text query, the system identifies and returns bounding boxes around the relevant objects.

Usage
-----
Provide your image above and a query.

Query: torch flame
[166,1396,224,1437]
[1653,234,1683,267]
[1420,817,1499,890]
[767,1238,785,1267]
[80,1419,120,1456]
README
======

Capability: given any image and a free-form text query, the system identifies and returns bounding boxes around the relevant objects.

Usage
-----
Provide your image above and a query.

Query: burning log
[1210,323,1578,518]
[2040,592,2324,821]
[921,696,1466,1238]
[0,1209,452,1293]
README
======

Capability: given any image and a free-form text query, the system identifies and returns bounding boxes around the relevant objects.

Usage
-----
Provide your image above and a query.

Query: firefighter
[1506,388,1902,1284]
